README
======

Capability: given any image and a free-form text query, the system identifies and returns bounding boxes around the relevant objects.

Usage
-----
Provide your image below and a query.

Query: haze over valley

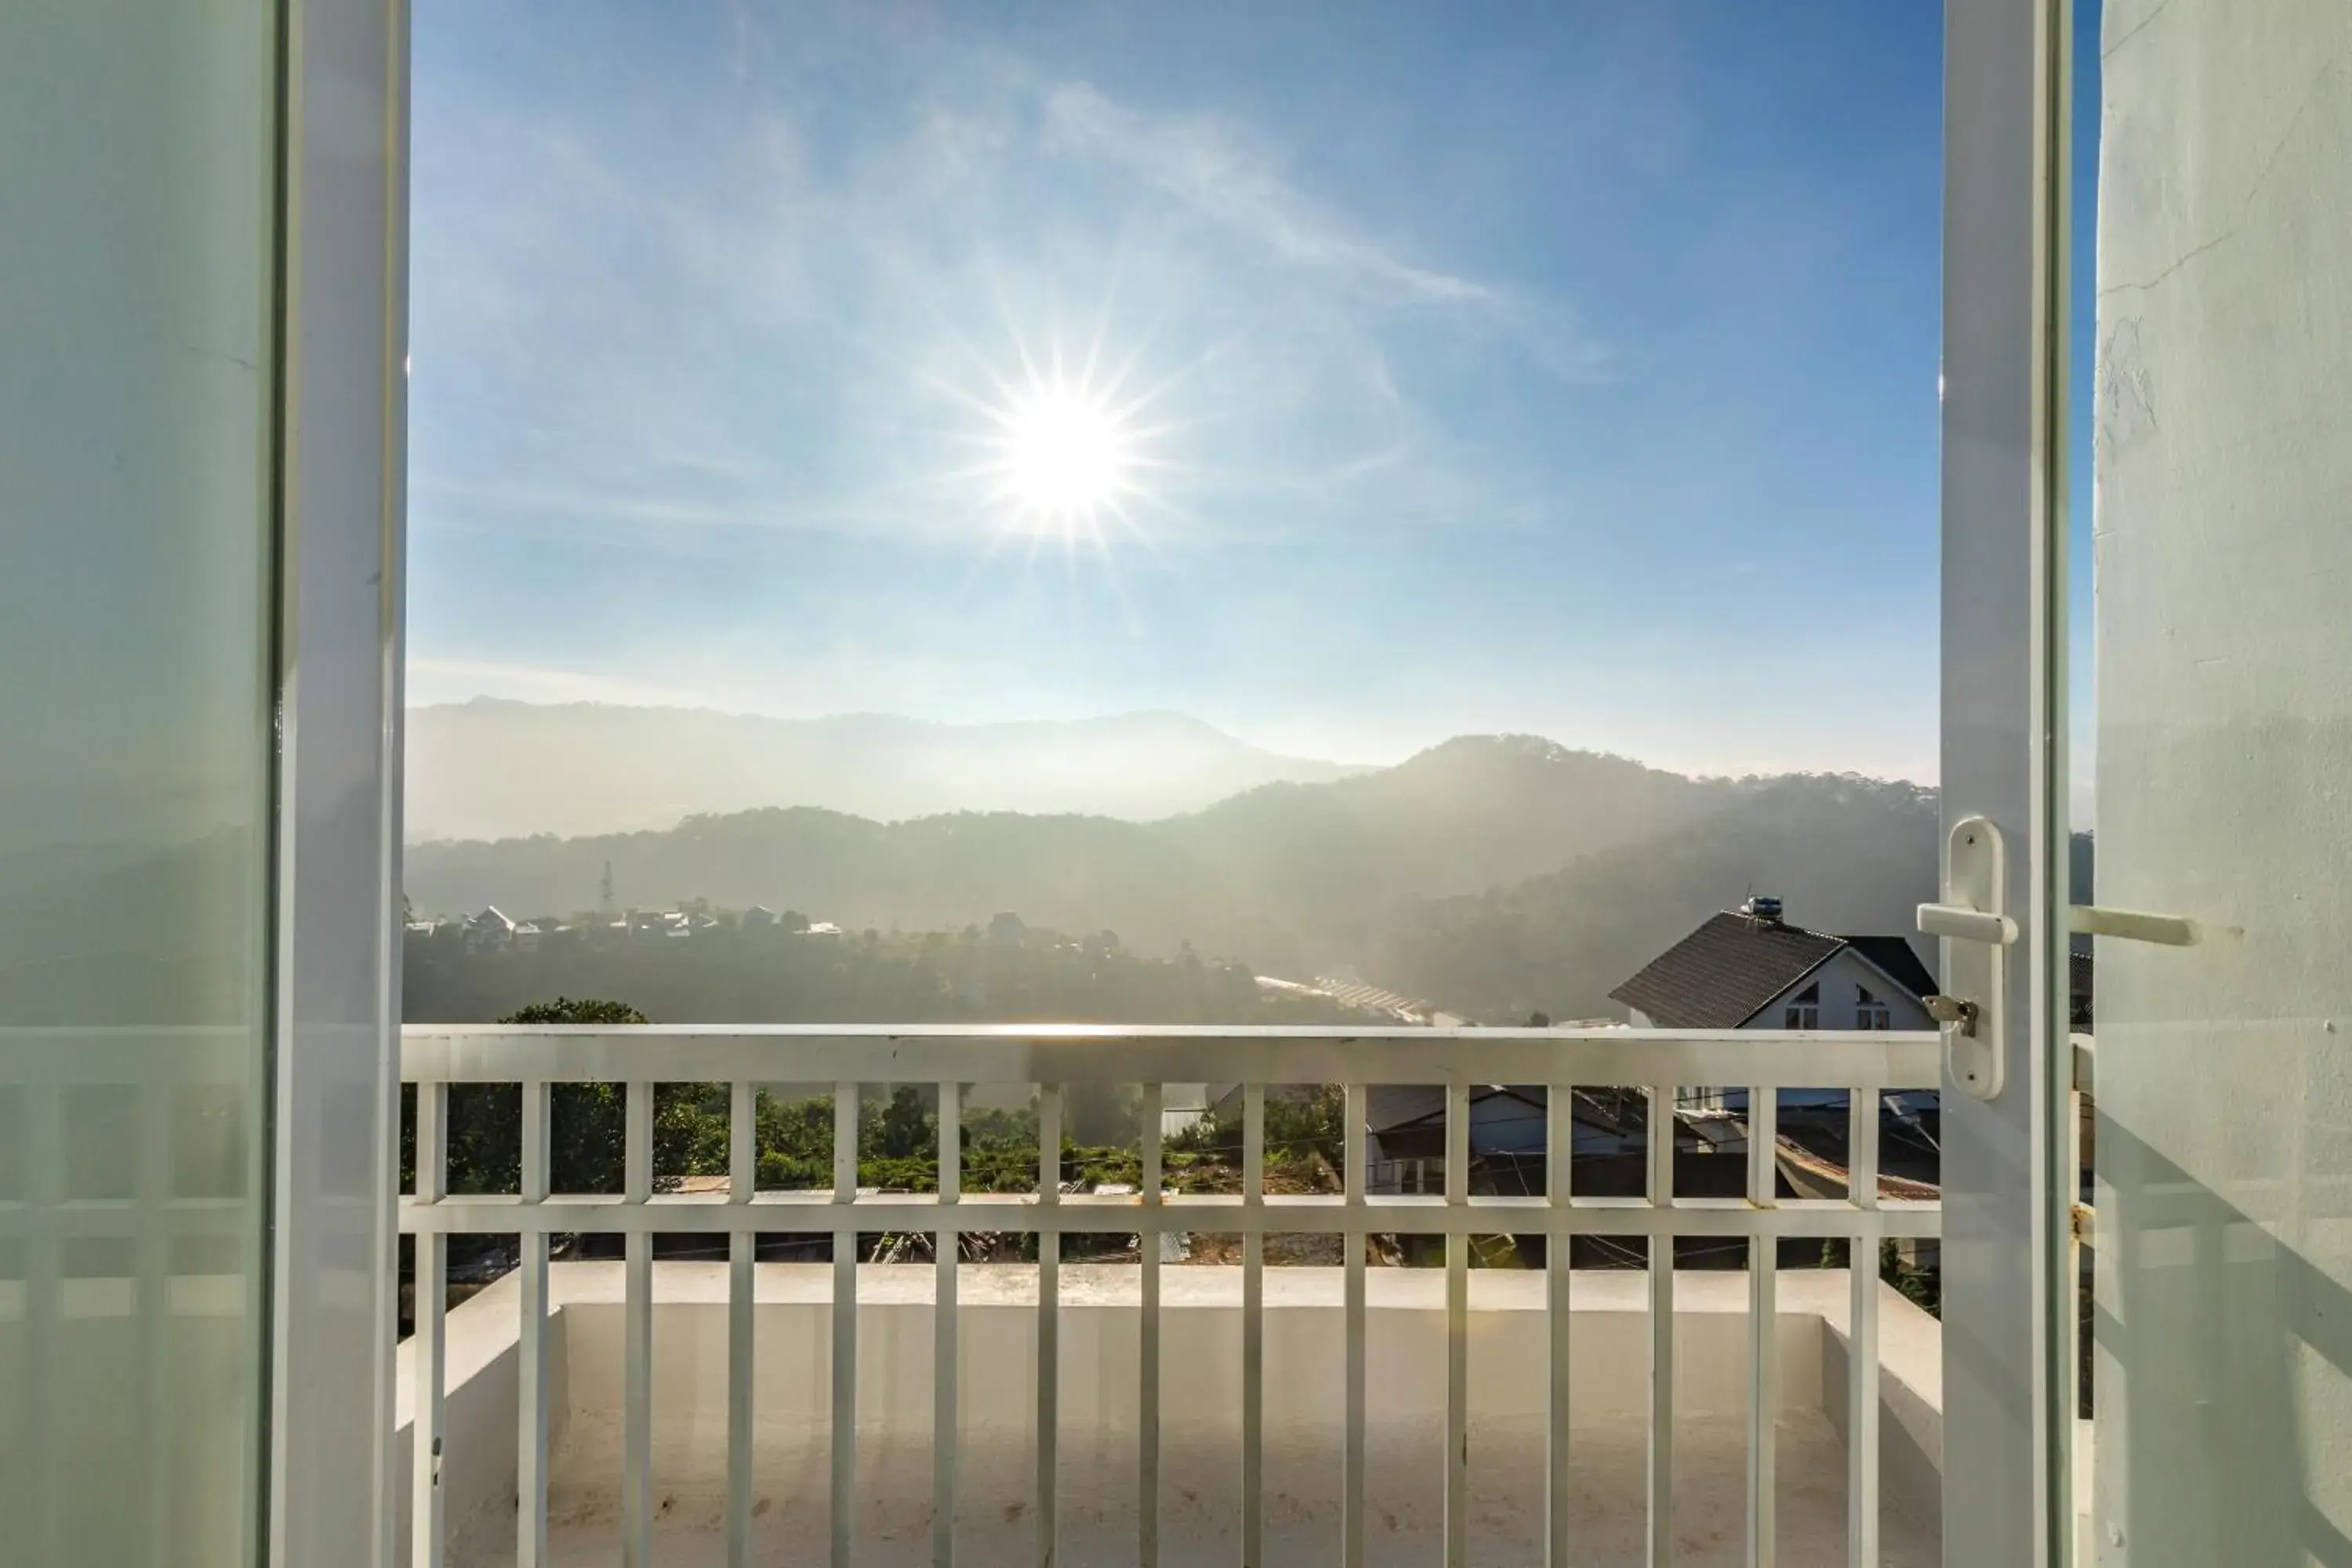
[406,701,1367,840]
[403,704,1955,1025]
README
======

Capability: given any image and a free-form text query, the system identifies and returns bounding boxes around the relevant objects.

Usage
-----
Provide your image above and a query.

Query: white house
[463,906,517,952]
[1610,897,1937,1035]
[1610,897,1939,1118]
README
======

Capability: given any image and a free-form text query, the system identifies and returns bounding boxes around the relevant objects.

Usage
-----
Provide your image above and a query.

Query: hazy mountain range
[404,701,1365,840]
[403,723,1958,1022]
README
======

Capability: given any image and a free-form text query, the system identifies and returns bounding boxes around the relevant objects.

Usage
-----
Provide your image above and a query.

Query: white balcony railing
[398,1025,1954,1568]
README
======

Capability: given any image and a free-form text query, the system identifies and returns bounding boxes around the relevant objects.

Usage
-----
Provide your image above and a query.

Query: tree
[408,999,730,1197]
[504,996,648,1026]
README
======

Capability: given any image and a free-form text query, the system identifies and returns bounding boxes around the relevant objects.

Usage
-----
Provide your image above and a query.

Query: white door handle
[1917,902,2018,946]
[1923,815,2007,1102]
[2068,904,2198,946]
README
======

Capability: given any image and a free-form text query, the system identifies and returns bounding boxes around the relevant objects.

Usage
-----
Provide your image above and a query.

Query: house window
[1783,982,1820,1030]
[1857,984,1891,1030]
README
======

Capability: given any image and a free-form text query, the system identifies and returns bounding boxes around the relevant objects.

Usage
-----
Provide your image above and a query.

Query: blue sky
[408,2,1980,782]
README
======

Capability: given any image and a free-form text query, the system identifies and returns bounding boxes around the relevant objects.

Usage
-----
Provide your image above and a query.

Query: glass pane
[0,3,281,1565]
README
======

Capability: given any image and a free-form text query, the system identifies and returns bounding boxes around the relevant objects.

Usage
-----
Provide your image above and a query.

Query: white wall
[1751,949,1934,1033]
[2093,1,2352,1561]
[1693,950,1935,1114]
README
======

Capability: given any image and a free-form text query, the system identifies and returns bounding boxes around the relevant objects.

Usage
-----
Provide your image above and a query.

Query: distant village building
[464,906,517,952]
[619,909,693,939]
[514,915,567,949]
[988,912,1028,948]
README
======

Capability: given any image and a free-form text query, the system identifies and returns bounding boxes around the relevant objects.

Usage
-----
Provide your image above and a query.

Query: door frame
[1938,0,2076,1562]
[252,0,2086,1560]
[264,2,411,1565]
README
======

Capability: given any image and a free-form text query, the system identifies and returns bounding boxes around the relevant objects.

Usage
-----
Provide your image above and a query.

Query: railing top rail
[398,1023,1940,1089]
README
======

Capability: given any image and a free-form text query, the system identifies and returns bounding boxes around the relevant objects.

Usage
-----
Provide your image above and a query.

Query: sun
[1000,383,1132,521]
[924,304,1187,554]
[1002,385,1129,521]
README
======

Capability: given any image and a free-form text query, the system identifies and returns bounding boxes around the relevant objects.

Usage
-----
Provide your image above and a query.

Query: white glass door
[0,5,284,1565]
[2081,0,2352,1563]
[1,3,411,1566]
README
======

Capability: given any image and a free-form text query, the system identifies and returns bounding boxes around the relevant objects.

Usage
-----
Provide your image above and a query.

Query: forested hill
[403,737,1980,1021]
[1370,775,1944,1022]
[405,738,1726,966]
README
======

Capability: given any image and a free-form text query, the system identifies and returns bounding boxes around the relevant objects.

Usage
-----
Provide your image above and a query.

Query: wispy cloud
[407,25,1599,568]
[1041,83,1503,311]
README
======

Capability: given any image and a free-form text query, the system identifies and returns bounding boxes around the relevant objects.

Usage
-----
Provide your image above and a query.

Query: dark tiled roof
[1610,913,1842,1028]
[1609,912,1934,1029]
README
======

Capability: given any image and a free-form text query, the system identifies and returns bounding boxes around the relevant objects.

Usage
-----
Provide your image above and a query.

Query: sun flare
[1000,383,1131,521]
[928,310,1186,554]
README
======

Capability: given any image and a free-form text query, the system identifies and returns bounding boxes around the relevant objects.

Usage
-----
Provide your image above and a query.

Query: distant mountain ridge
[404,700,1367,840]
[406,735,1948,1018]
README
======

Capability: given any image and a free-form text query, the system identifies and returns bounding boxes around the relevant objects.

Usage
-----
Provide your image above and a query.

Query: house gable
[1748,946,1936,1031]
[1607,912,1843,1029]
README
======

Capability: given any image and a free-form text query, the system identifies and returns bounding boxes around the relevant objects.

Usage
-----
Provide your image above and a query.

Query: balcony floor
[442,1402,1933,1567]
[405,1264,1941,1568]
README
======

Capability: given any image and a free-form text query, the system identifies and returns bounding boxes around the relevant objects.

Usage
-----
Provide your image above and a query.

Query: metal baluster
[1647,1084,1675,1568]
[936,1080,961,1568]
[1548,1082,1573,1568]
[622,1079,652,1568]
[1847,1090,1881,1568]
[833,1082,858,1568]
[728,1080,757,1568]
[414,1080,448,1568]
[1445,1082,1470,1568]
[1242,1085,1265,1568]
[1036,1084,1062,1568]
[1343,1083,1368,1568]
[1747,1086,1779,1568]
[1140,1083,1163,1568]
[518,1080,551,1568]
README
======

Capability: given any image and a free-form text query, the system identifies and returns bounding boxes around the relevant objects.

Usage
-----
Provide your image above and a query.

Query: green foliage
[1166,1084,1345,1176]
[1813,1236,1940,1318]
[502,996,649,1025]
[750,1085,1139,1194]
[411,999,728,1196]
[1882,1239,1940,1316]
